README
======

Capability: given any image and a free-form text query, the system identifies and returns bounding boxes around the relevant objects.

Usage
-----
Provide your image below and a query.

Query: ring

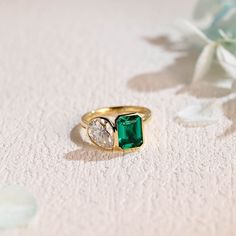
[81,106,151,151]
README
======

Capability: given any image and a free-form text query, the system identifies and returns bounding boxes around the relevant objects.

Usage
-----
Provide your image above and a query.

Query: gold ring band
[80,106,151,151]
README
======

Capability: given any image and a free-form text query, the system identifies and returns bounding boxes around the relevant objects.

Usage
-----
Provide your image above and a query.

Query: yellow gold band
[81,106,151,127]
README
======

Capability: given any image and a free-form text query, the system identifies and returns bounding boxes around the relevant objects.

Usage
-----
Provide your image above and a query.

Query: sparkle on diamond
[87,118,114,149]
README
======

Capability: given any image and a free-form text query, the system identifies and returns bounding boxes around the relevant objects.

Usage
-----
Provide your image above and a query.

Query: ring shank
[81,106,151,126]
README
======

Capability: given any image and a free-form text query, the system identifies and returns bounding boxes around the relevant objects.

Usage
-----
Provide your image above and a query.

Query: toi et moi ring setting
[80,106,151,152]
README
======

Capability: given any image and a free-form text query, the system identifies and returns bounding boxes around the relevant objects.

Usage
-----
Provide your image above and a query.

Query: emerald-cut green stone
[116,114,143,150]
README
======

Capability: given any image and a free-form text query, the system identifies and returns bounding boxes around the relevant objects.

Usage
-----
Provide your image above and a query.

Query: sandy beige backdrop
[0,0,236,236]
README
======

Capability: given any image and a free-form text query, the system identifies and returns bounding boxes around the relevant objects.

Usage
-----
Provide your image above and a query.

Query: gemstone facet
[116,114,143,150]
[88,118,114,149]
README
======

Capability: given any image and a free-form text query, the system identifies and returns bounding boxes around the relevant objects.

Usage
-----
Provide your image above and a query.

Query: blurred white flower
[175,101,223,126]
[175,0,236,128]
[182,21,236,84]
[0,185,37,229]
[194,1,236,22]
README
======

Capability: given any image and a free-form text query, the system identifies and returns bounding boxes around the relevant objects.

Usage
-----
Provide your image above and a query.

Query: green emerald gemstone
[116,114,143,150]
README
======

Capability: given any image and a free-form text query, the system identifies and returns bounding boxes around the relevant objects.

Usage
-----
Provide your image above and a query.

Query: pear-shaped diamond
[87,118,114,149]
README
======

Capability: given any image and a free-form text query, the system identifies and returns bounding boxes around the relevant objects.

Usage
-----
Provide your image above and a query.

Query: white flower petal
[193,0,219,20]
[218,8,236,28]
[218,29,230,41]
[212,78,235,89]
[176,102,223,127]
[180,21,211,44]
[217,45,236,78]
[232,80,236,89]
[0,185,37,229]
[193,42,216,82]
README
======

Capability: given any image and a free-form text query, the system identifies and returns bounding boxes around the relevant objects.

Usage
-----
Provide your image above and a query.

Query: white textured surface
[0,0,236,236]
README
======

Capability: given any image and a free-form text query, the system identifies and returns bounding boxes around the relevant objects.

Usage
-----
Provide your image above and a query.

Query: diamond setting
[87,118,114,149]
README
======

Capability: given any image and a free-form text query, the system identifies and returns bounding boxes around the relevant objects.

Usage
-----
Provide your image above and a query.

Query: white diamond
[87,118,114,149]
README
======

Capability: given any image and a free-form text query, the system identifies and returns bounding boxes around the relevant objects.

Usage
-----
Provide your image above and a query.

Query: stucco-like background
[0,0,236,235]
